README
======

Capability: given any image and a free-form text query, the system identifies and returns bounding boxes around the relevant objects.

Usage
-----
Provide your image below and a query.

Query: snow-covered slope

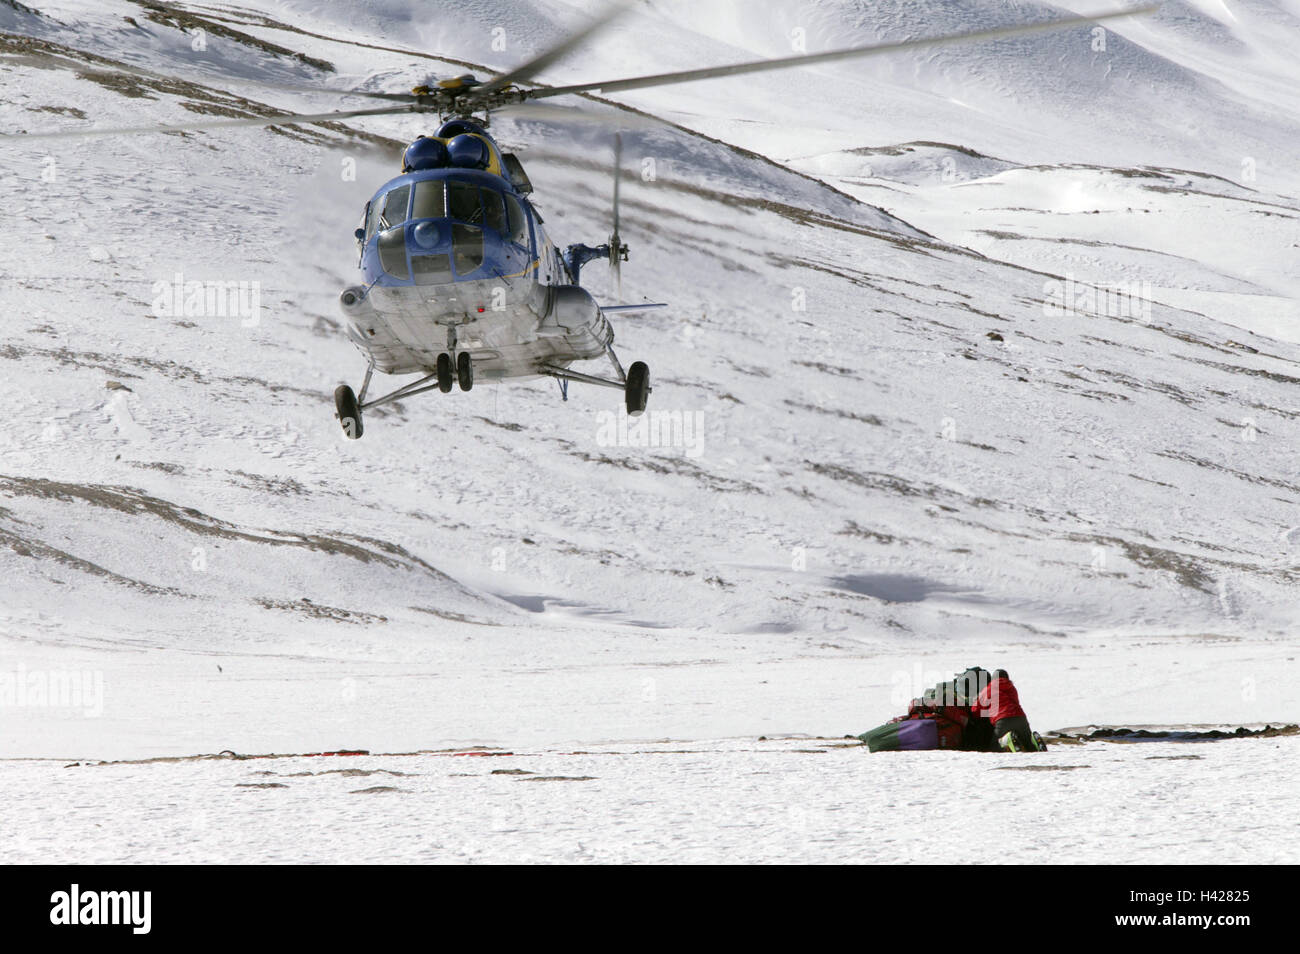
[2,0,1299,862]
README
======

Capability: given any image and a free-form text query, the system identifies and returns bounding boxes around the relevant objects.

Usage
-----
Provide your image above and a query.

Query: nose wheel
[457,351,473,391]
[436,351,473,392]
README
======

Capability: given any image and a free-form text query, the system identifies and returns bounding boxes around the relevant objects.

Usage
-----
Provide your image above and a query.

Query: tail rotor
[608,133,627,303]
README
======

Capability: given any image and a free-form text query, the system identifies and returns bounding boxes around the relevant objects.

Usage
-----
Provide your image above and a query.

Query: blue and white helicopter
[333,112,652,440]
[4,3,1157,440]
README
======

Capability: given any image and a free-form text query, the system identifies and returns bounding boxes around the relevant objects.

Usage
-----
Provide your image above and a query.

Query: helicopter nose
[398,219,510,285]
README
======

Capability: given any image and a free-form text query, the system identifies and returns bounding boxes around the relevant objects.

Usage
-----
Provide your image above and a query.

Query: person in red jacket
[970,669,1043,751]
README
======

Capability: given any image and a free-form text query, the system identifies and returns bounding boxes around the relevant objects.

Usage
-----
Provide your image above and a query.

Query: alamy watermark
[1043,272,1152,321]
[151,272,261,327]
[595,408,705,458]
[50,885,150,934]
[0,664,103,717]
[889,664,999,710]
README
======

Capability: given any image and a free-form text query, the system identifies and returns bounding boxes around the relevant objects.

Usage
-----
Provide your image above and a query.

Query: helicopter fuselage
[339,131,612,384]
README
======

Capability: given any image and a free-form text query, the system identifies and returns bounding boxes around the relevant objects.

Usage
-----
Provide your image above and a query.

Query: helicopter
[1,2,1159,440]
[332,112,656,440]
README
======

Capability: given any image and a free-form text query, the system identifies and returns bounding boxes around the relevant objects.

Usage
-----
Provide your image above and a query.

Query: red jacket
[972,675,1026,724]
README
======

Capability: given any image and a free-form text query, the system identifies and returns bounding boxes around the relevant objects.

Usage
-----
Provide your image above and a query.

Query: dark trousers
[962,717,997,752]
[994,716,1034,750]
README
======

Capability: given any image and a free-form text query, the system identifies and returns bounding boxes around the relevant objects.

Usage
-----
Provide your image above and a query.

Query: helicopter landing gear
[539,346,651,414]
[334,360,449,439]
[457,351,473,391]
[334,384,363,439]
[436,352,454,393]
[625,360,649,416]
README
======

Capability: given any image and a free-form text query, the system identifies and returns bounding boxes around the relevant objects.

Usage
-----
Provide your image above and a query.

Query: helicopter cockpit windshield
[376,185,410,233]
[368,176,535,286]
[411,180,445,219]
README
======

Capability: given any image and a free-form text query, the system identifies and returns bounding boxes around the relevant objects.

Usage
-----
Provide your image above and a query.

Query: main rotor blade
[524,4,1160,100]
[200,81,413,103]
[0,105,417,142]
[117,65,412,103]
[0,42,416,103]
[494,101,661,128]
[471,0,634,98]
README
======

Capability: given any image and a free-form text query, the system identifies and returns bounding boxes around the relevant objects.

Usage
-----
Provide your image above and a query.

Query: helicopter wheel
[334,384,363,439]
[625,361,649,416]
[436,353,454,393]
[457,351,473,391]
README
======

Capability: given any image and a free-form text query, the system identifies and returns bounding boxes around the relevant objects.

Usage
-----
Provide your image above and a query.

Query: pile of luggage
[858,667,1046,753]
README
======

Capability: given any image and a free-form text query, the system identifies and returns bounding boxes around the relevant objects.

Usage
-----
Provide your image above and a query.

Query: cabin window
[448,182,481,223]
[452,224,484,275]
[377,227,409,280]
[411,180,445,219]
[482,189,507,236]
[504,194,530,248]
[412,253,453,285]
[379,185,410,230]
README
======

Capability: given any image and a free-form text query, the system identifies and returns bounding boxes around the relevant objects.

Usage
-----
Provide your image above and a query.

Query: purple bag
[895,719,939,750]
[859,715,965,751]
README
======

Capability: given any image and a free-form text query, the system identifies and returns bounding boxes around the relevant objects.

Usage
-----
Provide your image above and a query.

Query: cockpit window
[482,189,507,236]
[378,185,410,230]
[504,194,530,248]
[452,225,484,275]
[411,180,445,219]
[448,182,481,224]
[377,227,409,280]
[363,201,378,243]
[412,254,452,285]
